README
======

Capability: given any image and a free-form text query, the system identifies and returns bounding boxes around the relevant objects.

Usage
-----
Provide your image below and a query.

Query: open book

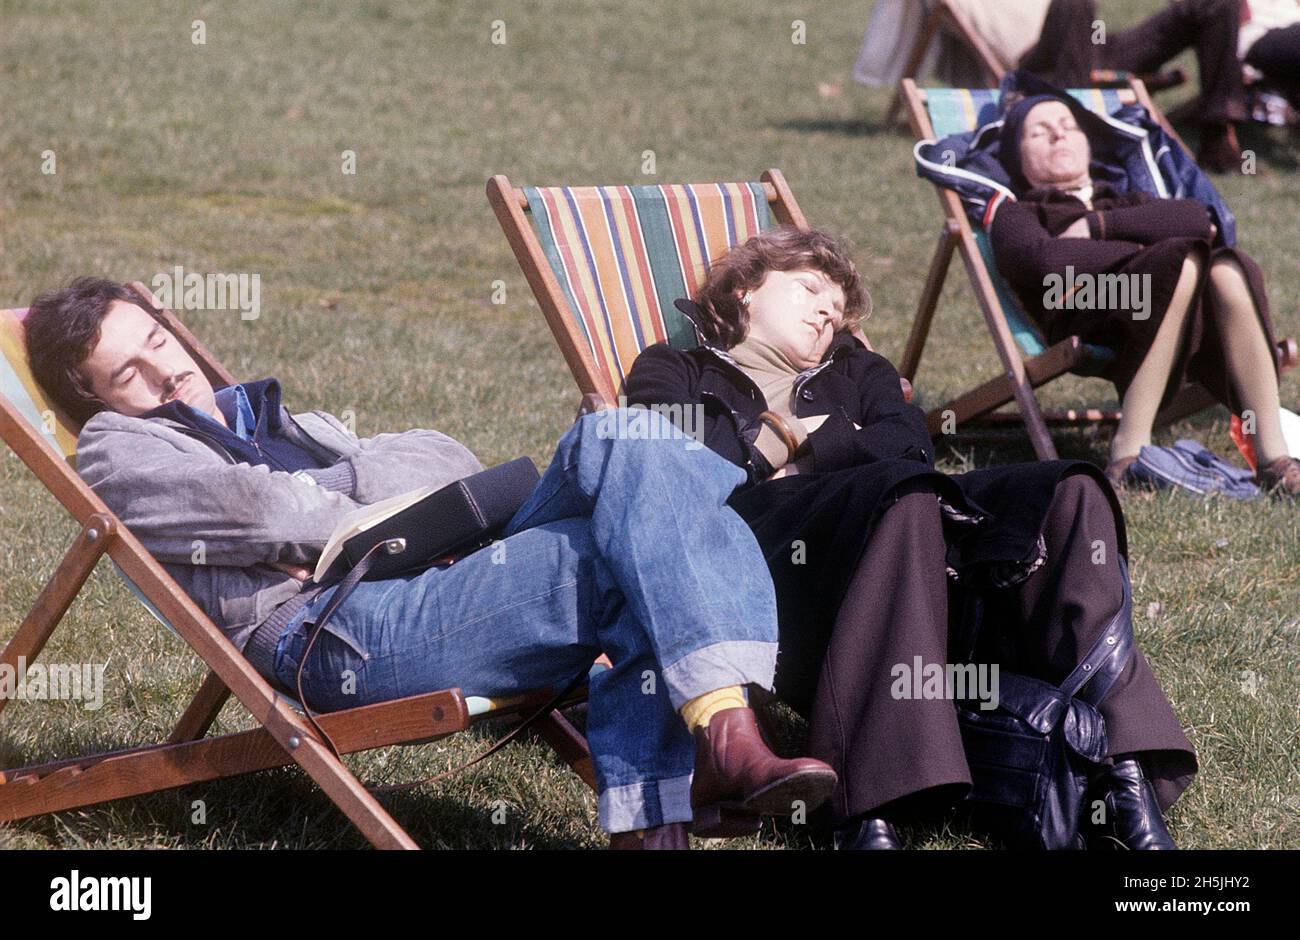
[310,457,542,583]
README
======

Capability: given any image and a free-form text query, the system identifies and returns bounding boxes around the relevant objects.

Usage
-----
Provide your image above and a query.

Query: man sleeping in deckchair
[21,276,838,849]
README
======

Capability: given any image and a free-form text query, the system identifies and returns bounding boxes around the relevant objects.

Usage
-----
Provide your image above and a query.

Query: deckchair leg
[533,709,597,791]
[999,362,1056,460]
[168,669,232,744]
[925,337,1090,456]
[901,220,960,382]
[951,230,1061,461]
[0,514,113,720]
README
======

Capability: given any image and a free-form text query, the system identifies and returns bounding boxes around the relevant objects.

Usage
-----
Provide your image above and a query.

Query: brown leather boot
[1197,122,1242,174]
[609,822,690,850]
[689,707,837,838]
[1256,455,1300,497]
[1103,455,1138,490]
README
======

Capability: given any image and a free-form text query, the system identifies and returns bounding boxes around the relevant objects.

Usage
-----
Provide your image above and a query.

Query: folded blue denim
[274,409,779,833]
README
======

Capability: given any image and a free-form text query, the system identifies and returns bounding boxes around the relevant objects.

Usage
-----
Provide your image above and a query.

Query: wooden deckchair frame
[882,0,1187,128]
[0,287,595,848]
[899,77,1298,460]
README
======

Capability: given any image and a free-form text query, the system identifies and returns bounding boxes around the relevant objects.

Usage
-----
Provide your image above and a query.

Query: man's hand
[1059,217,1091,239]
[271,561,313,581]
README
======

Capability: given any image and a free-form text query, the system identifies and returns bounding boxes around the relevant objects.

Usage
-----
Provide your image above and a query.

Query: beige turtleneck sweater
[728,333,812,471]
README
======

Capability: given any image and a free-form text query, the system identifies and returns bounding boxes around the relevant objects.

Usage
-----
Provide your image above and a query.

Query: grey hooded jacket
[75,401,485,650]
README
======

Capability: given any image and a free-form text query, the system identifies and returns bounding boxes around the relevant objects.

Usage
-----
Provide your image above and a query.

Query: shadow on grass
[1,722,595,849]
[1237,125,1300,172]
[1168,115,1300,172]
[768,117,902,139]
[3,764,595,850]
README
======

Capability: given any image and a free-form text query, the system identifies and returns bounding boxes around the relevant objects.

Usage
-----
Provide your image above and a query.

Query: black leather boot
[834,816,902,850]
[1085,758,1176,850]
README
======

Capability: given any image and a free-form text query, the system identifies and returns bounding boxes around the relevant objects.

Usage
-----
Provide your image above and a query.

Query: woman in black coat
[624,227,1198,850]
[989,91,1299,495]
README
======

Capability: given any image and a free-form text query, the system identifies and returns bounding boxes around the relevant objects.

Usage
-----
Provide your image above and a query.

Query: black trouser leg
[1104,0,1247,124]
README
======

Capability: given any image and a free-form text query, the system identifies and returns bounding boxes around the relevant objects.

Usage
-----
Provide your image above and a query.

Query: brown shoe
[689,707,837,838]
[1104,455,1138,490]
[1197,122,1242,174]
[1256,455,1300,497]
[609,822,690,850]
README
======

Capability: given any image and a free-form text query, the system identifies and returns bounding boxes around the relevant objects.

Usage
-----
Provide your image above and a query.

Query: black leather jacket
[623,330,933,487]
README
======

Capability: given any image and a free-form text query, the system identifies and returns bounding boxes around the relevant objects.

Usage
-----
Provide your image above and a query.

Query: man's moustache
[164,373,194,401]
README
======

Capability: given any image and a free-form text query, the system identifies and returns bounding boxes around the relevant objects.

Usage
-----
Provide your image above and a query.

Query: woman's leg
[984,472,1197,811]
[1207,256,1290,464]
[1110,254,1205,463]
[801,479,971,829]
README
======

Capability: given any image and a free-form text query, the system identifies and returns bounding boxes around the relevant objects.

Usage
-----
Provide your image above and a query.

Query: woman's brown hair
[691,226,871,348]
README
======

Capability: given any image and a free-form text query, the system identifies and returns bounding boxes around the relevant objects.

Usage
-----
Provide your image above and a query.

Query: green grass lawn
[1,0,1296,849]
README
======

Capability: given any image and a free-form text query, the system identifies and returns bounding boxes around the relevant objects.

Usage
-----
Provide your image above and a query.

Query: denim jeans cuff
[660,640,778,711]
[598,773,694,833]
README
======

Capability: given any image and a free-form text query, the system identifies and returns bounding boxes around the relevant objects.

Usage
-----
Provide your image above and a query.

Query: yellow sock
[680,686,747,733]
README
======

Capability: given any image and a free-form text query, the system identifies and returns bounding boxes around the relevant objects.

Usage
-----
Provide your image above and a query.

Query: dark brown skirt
[1037,240,1280,415]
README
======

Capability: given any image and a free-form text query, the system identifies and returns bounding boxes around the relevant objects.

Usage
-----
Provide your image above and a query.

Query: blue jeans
[274,409,779,832]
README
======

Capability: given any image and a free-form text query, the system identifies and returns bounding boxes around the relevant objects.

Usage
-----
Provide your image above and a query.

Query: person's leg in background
[1103,0,1249,171]
[981,471,1198,848]
[1018,0,1101,86]
[1206,255,1300,495]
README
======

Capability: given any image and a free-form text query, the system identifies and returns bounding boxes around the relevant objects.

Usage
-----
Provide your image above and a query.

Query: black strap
[1059,554,1135,708]
[294,540,389,759]
[957,554,1135,708]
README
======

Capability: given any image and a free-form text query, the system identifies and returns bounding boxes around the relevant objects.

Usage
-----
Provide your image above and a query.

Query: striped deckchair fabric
[922,88,1120,366]
[522,182,774,397]
[0,307,79,460]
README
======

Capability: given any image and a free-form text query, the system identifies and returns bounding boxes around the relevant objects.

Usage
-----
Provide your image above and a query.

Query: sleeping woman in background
[989,90,1299,496]
[624,226,1197,850]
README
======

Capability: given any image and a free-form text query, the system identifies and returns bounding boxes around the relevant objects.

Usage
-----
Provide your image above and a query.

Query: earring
[741,291,752,308]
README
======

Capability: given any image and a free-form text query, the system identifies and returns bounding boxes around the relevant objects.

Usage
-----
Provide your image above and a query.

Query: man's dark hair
[24,278,166,426]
